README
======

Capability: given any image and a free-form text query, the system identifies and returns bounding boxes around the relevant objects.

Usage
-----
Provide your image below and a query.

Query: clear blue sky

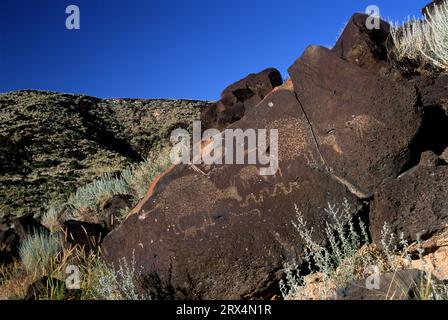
[0,0,429,100]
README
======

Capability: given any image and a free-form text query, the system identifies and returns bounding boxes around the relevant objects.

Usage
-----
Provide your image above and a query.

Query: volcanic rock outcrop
[102,87,362,299]
[101,12,436,299]
[201,68,283,130]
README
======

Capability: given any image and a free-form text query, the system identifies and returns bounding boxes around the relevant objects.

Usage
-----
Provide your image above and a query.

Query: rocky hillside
[0,90,211,218]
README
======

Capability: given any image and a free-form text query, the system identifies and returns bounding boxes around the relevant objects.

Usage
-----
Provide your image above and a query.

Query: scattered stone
[99,194,134,230]
[419,150,440,167]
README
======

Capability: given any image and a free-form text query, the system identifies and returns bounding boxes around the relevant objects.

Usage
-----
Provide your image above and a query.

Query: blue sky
[0,0,429,100]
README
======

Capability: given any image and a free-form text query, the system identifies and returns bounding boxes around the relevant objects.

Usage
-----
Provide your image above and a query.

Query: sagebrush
[391,0,448,70]
[19,231,61,275]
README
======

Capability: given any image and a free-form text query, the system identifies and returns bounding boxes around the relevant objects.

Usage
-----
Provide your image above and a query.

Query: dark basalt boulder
[102,88,361,299]
[412,74,448,114]
[1,215,49,265]
[370,151,448,245]
[11,215,49,241]
[99,194,134,230]
[0,225,19,265]
[63,220,110,253]
[288,46,422,198]
[332,13,392,72]
[201,68,283,130]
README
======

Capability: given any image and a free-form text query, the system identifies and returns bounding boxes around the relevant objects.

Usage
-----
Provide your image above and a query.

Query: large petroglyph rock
[102,87,361,299]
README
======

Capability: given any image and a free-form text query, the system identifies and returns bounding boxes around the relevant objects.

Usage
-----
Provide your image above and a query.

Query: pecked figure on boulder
[102,85,362,299]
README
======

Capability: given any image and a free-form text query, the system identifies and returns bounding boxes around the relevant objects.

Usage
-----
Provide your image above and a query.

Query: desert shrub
[69,172,132,211]
[280,199,374,299]
[68,146,171,211]
[391,0,448,70]
[19,231,62,275]
[85,252,149,300]
[121,146,172,199]
[41,206,63,233]
[282,199,448,300]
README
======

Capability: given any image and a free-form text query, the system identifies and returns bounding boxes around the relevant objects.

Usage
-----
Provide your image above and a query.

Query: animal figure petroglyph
[345,114,385,140]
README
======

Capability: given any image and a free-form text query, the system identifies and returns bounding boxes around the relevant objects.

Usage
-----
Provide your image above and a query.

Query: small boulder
[0,226,19,265]
[412,74,448,114]
[63,220,109,253]
[11,215,49,241]
[201,68,283,130]
[332,13,391,72]
[440,147,448,163]
[420,150,440,167]
[99,194,134,230]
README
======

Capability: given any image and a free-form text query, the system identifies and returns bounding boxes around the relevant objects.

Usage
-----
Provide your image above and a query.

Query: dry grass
[0,261,33,299]
[391,0,448,71]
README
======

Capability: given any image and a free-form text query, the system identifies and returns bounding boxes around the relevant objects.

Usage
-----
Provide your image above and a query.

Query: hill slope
[0,90,211,218]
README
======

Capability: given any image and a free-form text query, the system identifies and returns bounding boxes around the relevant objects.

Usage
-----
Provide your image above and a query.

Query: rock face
[332,13,391,72]
[0,90,211,219]
[201,68,283,130]
[102,87,361,299]
[288,46,422,198]
[370,151,448,244]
